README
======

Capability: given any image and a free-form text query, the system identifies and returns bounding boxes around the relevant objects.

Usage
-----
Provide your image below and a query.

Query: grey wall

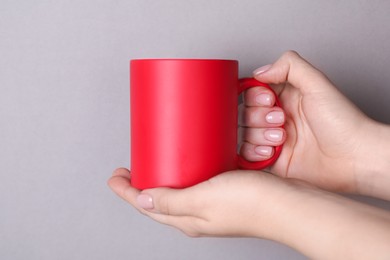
[1,1,390,259]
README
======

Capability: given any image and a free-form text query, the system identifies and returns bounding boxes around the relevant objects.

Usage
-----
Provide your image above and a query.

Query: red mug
[130,59,282,189]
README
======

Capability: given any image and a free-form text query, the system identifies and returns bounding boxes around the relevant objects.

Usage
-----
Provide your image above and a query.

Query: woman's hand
[242,51,390,198]
[108,168,294,239]
[108,168,390,259]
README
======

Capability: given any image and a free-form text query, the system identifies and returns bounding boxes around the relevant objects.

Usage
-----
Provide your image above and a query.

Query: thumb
[137,187,201,216]
[253,51,334,94]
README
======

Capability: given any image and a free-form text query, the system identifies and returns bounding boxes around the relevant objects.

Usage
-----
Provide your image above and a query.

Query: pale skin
[108,51,390,259]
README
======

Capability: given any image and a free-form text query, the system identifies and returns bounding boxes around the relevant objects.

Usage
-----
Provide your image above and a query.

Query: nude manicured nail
[253,64,272,76]
[266,111,284,124]
[265,129,283,142]
[256,93,272,106]
[137,194,154,209]
[255,146,273,156]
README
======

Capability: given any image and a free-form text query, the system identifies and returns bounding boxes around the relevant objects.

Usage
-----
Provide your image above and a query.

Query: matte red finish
[130,59,283,189]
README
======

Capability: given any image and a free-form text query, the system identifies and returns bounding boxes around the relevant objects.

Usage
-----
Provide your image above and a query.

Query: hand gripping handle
[237,78,283,170]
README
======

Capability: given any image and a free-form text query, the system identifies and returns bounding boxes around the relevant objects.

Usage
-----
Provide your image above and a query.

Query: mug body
[131,59,239,189]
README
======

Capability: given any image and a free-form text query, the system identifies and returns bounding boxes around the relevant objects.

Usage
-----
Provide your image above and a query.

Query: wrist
[269,181,390,259]
[250,174,390,259]
[252,178,331,249]
[251,176,316,241]
[355,121,390,199]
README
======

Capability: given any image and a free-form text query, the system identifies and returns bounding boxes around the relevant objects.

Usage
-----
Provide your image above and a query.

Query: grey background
[1,0,390,259]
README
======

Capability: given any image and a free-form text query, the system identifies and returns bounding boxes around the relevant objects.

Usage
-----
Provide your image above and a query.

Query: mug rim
[130,58,238,62]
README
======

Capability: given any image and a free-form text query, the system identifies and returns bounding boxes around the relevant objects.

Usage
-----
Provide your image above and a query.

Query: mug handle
[237,78,283,170]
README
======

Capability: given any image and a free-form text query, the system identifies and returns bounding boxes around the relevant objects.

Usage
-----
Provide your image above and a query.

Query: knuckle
[240,142,253,157]
[161,197,171,216]
[283,50,299,60]
[245,107,258,126]
[154,192,171,215]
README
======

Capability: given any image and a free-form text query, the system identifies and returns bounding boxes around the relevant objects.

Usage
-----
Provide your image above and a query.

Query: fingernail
[137,194,154,209]
[265,129,284,142]
[255,146,273,156]
[253,64,272,76]
[255,93,272,106]
[266,111,284,124]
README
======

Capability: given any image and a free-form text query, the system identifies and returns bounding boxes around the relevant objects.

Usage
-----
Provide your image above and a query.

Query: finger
[107,168,141,207]
[139,185,206,217]
[238,103,245,127]
[111,167,131,178]
[244,127,286,146]
[240,142,274,161]
[108,168,207,236]
[242,106,285,127]
[108,168,207,217]
[243,86,276,107]
[253,50,333,94]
